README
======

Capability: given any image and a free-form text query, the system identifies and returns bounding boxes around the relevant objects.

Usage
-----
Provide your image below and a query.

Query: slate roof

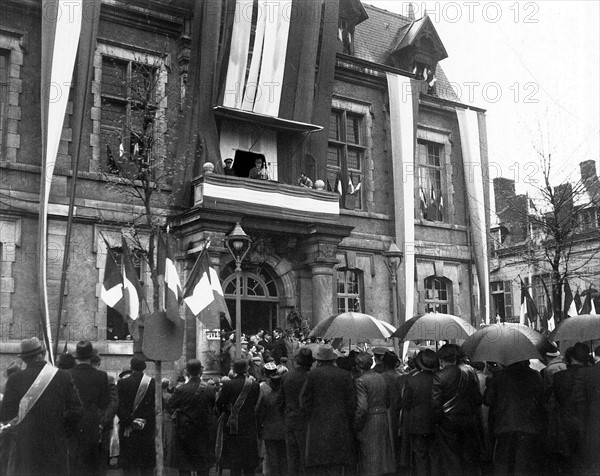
[353,3,459,102]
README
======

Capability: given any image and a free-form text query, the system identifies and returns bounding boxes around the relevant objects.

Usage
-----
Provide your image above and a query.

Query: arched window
[424,276,452,314]
[336,269,363,313]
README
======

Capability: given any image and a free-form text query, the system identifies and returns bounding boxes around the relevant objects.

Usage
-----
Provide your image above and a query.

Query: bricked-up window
[424,276,451,314]
[101,56,157,175]
[106,247,142,341]
[0,50,9,153]
[327,110,365,209]
[491,280,513,322]
[337,269,363,313]
[417,141,445,222]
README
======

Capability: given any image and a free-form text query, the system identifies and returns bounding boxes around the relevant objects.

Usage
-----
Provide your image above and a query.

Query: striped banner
[39,0,83,363]
[456,108,491,325]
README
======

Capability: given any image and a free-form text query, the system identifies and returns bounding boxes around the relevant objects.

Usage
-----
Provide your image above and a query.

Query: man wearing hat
[277,347,313,476]
[216,359,260,475]
[372,347,387,373]
[223,157,237,176]
[168,359,216,476]
[68,340,110,476]
[301,344,356,475]
[1,337,83,475]
[541,345,566,387]
[117,357,156,476]
[401,349,439,476]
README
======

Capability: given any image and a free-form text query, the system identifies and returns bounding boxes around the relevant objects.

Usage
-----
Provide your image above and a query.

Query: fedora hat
[295,347,314,367]
[74,340,97,360]
[233,359,249,374]
[416,349,439,372]
[130,356,147,371]
[315,344,337,361]
[19,337,45,358]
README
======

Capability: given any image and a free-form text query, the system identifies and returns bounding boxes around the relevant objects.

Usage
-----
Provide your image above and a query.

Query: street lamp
[383,242,403,354]
[224,222,252,359]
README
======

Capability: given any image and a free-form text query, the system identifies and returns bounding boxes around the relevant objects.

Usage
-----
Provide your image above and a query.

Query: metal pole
[390,269,400,356]
[235,261,242,359]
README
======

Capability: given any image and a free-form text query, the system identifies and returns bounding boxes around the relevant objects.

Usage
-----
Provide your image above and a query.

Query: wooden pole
[155,360,163,475]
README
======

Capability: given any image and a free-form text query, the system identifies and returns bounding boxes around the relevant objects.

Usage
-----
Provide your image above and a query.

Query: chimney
[493,177,516,215]
[407,3,415,21]
[580,160,597,182]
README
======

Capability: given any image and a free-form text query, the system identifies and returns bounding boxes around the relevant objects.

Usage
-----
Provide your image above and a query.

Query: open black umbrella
[549,314,600,342]
[308,312,396,343]
[461,323,548,366]
[391,312,476,341]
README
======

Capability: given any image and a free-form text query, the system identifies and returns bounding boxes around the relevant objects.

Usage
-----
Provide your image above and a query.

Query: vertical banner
[39,0,83,363]
[456,108,490,325]
[386,73,418,359]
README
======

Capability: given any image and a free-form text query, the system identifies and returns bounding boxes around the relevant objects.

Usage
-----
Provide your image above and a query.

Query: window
[0,50,8,152]
[327,110,365,209]
[423,276,451,313]
[101,56,158,176]
[491,281,513,322]
[336,269,362,313]
[417,141,445,222]
[338,20,354,55]
[106,247,142,341]
[532,275,551,318]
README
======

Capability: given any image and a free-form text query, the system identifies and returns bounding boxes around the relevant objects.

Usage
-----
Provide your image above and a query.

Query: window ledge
[415,219,467,231]
[341,209,391,220]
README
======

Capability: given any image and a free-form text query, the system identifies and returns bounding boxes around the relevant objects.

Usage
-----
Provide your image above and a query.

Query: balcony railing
[192,173,340,224]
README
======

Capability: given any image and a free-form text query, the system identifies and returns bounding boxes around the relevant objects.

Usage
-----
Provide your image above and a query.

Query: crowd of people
[0,334,599,476]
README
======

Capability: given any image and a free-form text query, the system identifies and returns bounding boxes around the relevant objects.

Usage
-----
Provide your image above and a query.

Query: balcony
[192,173,341,225]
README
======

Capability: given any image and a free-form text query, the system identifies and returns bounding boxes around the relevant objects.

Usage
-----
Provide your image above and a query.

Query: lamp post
[224,222,252,359]
[384,242,403,354]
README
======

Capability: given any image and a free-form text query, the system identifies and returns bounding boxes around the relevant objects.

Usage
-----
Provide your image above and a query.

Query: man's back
[1,360,83,475]
[277,366,310,427]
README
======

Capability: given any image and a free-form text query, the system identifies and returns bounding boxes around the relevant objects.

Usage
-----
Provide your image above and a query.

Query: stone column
[310,263,336,325]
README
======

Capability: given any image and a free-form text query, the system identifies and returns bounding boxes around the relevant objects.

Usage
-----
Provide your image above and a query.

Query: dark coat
[355,370,394,476]
[216,375,260,469]
[431,364,482,428]
[301,363,356,467]
[572,363,600,473]
[484,364,546,436]
[257,381,285,440]
[117,372,156,469]
[553,364,585,454]
[68,363,109,474]
[168,377,216,472]
[401,370,436,435]
[1,360,83,476]
[271,338,288,365]
[276,365,310,429]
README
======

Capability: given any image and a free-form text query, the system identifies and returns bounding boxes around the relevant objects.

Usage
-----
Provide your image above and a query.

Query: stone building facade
[0,0,490,376]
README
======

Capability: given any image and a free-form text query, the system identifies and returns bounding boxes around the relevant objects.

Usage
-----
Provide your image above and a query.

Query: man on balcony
[248,155,269,180]
[224,158,237,176]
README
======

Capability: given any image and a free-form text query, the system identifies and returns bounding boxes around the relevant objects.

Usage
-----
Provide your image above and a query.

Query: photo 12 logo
[400,2,540,24]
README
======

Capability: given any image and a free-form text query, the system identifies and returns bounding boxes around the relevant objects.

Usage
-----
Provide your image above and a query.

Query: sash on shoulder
[226,377,252,435]
[17,363,58,425]
[133,374,152,414]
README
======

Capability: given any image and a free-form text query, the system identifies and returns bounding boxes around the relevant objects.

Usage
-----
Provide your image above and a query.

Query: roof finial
[407,3,416,21]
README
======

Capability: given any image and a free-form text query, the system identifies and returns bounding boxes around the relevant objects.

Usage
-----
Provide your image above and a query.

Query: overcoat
[68,363,110,474]
[168,377,216,472]
[572,363,600,474]
[216,375,260,470]
[301,364,356,468]
[116,372,156,469]
[0,360,83,476]
[354,370,394,476]
[401,370,436,435]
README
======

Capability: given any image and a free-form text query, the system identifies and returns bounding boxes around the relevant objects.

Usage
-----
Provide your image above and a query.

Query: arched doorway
[222,263,279,334]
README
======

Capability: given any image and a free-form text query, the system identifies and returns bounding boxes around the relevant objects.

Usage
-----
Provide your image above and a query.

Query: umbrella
[500,323,557,355]
[308,312,396,343]
[549,314,600,342]
[461,323,546,366]
[391,312,476,341]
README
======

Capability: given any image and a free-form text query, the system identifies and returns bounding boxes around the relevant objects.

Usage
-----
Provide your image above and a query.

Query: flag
[353,178,361,194]
[580,289,591,315]
[157,232,183,323]
[519,278,538,326]
[539,276,552,332]
[121,237,143,321]
[183,247,231,325]
[563,279,577,317]
[326,179,332,192]
[574,290,582,314]
[348,176,354,195]
[183,248,214,316]
[100,245,126,316]
[419,187,428,218]
[336,177,343,196]
[592,296,599,315]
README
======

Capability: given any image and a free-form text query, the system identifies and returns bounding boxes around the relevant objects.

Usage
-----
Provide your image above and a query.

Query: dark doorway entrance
[234,149,266,178]
[224,300,277,335]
